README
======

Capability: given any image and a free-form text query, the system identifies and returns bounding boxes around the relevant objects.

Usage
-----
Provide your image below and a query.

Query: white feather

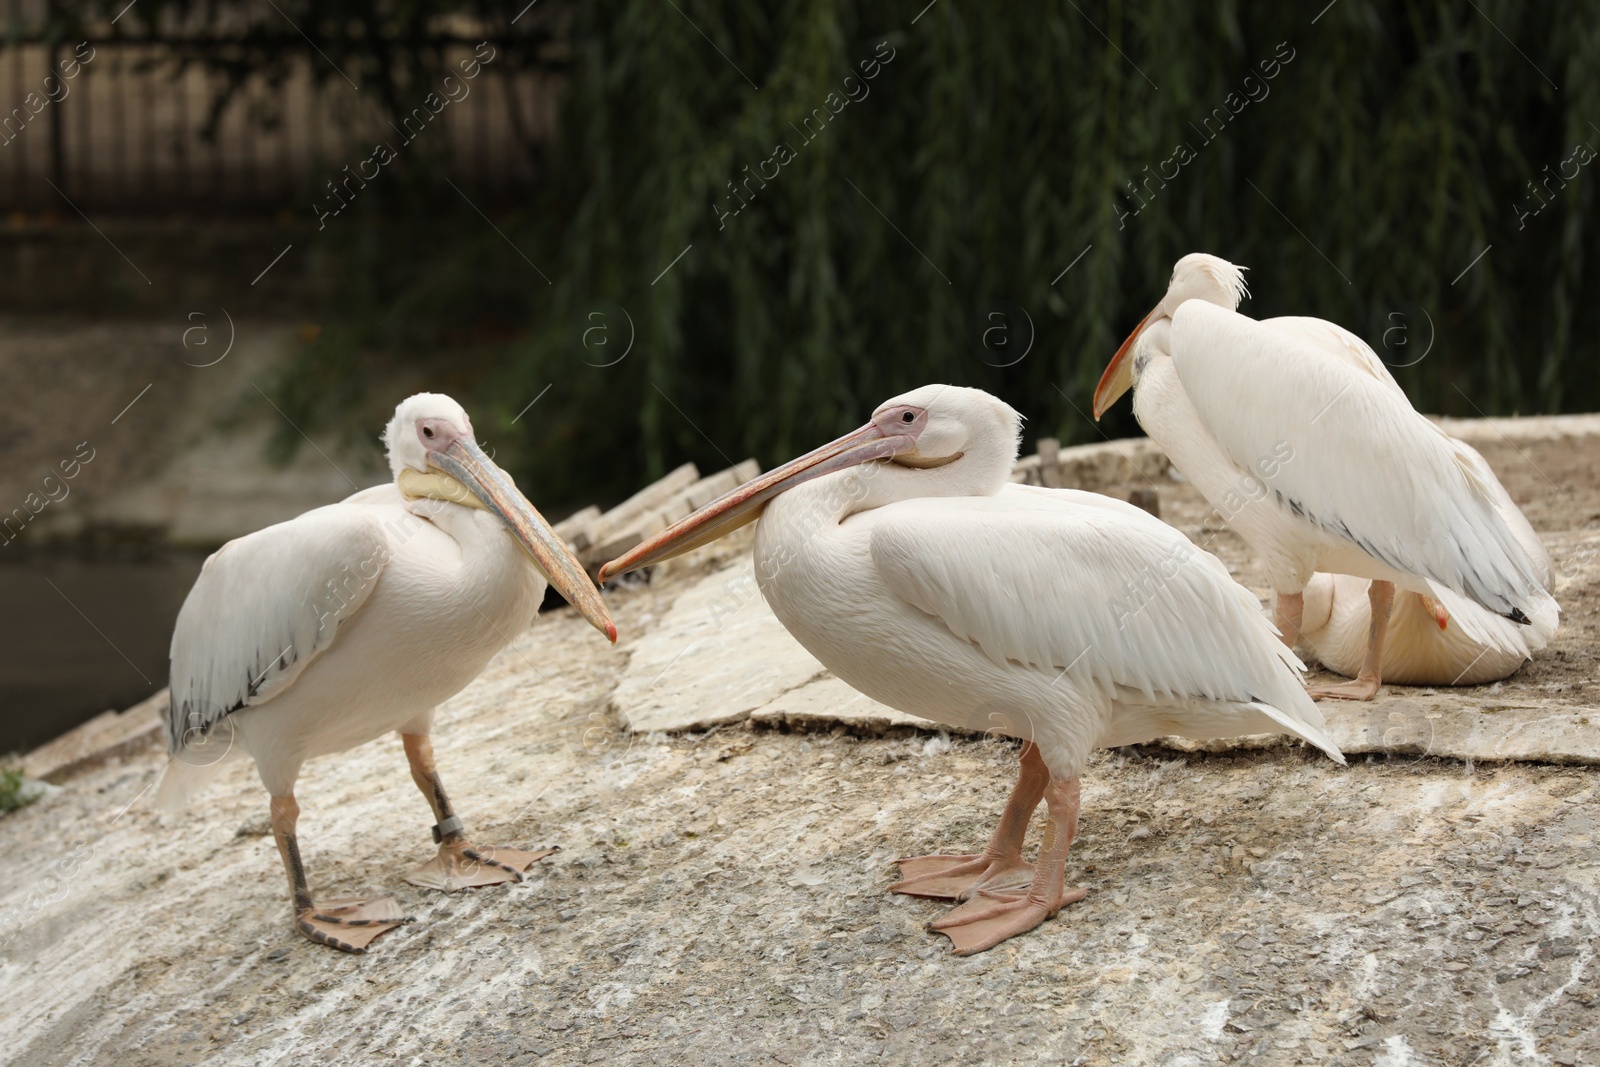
[1299,441,1558,684]
[1169,299,1546,622]
[165,505,393,752]
[748,386,1344,781]
[156,396,549,810]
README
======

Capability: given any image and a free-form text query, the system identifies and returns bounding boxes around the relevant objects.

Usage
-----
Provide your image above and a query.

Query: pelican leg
[927,776,1089,956]
[889,742,1048,901]
[401,733,555,892]
[1308,579,1392,701]
[269,793,413,953]
[1274,592,1304,648]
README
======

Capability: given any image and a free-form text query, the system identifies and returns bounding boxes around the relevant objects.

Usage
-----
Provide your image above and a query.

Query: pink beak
[599,421,917,581]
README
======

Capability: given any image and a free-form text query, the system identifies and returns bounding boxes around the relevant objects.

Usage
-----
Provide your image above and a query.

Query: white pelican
[157,393,616,953]
[1093,253,1557,700]
[1300,441,1557,685]
[600,385,1343,955]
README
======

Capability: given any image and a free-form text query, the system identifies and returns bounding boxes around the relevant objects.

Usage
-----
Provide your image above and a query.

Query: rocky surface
[1,420,1598,1066]
[21,690,167,784]
[619,422,1600,768]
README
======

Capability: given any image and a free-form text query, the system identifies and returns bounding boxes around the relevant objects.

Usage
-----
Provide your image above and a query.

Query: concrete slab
[22,689,167,783]
[614,423,1600,769]
[748,675,943,734]
[611,558,827,734]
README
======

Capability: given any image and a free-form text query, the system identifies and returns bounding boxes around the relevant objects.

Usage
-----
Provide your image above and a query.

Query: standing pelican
[1094,253,1556,700]
[601,385,1343,955]
[1299,439,1557,685]
[157,393,616,952]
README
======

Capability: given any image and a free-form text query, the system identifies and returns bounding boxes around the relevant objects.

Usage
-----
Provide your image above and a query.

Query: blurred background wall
[1,0,1596,748]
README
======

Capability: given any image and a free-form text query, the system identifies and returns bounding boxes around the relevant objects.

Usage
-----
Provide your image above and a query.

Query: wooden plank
[605,462,700,520]
[684,469,739,509]
[554,504,600,536]
[1037,438,1062,488]
[592,462,700,543]
[554,505,601,551]
[655,494,693,526]
[1128,487,1161,517]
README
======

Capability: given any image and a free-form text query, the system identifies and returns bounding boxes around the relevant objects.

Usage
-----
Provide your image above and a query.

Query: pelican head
[385,393,616,643]
[888,384,1023,470]
[599,385,1020,580]
[1093,252,1250,418]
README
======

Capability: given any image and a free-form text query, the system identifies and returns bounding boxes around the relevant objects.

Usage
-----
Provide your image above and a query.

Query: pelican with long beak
[158,393,615,952]
[1094,252,1555,700]
[602,385,1342,955]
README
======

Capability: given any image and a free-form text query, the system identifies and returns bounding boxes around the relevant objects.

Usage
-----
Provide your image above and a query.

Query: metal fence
[0,4,561,214]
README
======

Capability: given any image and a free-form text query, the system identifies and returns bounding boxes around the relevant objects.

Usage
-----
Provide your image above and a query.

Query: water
[0,551,583,758]
[0,551,206,755]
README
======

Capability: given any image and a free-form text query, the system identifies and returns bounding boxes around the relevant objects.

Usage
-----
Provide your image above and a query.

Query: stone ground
[1,425,1598,1067]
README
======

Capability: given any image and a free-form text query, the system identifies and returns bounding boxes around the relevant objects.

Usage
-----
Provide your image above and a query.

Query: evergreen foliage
[62,2,1600,505]
[499,0,1600,503]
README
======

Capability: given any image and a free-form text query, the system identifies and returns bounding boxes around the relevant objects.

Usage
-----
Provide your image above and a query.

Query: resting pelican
[601,385,1343,955]
[1094,253,1557,700]
[157,393,616,952]
[1300,441,1557,685]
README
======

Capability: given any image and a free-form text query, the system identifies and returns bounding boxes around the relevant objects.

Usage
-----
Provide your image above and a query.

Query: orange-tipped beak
[1093,305,1161,419]
[599,422,917,581]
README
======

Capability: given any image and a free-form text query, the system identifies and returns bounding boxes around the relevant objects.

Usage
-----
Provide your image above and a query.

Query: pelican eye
[901,411,915,423]
[423,426,435,438]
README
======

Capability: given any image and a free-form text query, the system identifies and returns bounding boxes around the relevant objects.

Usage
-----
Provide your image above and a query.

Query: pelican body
[1299,444,1557,684]
[602,385,1343,955]
[158,393,615,952]
[1094,254,1557,700]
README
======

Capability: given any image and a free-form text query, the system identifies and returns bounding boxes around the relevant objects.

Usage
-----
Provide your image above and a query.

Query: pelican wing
[1170,300,1545,621]
[1422,441,1560,650]
[1259,315,1405,396]
[340,482,405,507]
[166,503,394,752]
[1459,440,1554,592]
[867,487,1342,761]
